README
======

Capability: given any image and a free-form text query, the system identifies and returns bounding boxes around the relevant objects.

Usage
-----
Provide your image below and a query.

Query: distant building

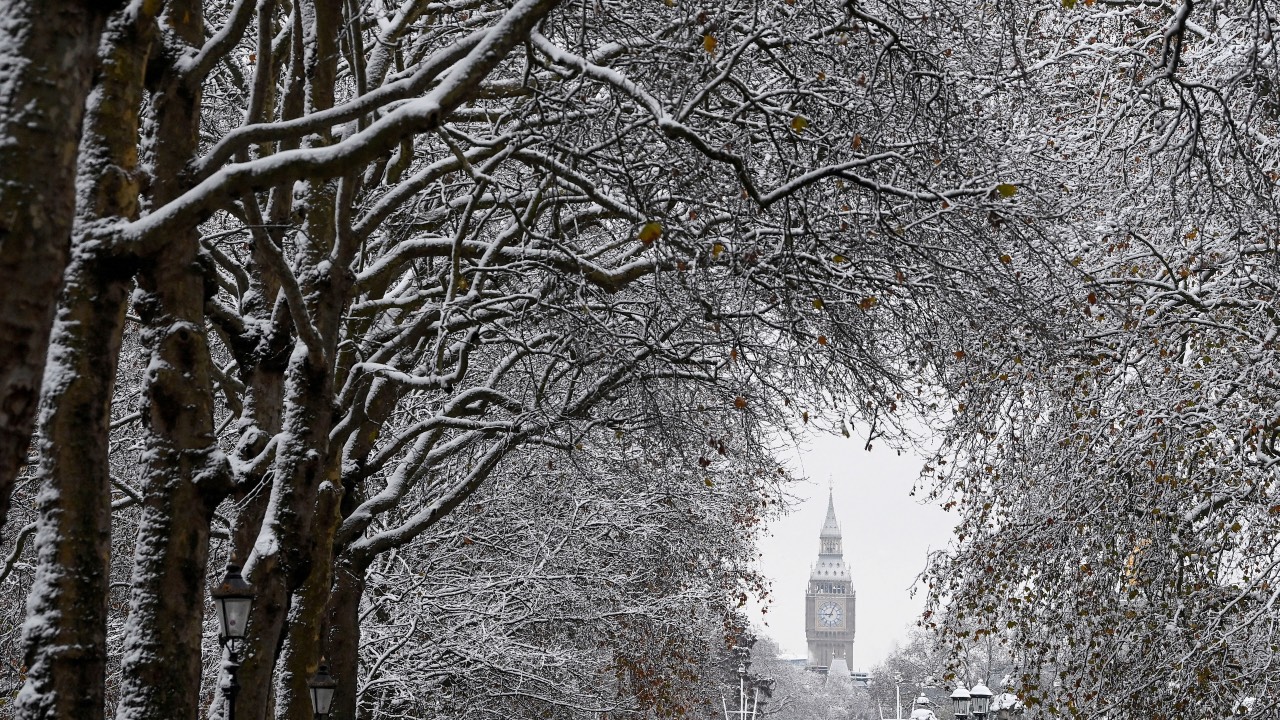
[805,490,856,672]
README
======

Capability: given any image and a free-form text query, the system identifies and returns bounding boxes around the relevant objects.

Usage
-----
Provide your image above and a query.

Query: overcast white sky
[747,431,955,669]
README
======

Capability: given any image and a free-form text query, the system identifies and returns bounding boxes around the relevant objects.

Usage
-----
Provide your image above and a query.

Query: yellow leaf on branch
[638,221,663,245]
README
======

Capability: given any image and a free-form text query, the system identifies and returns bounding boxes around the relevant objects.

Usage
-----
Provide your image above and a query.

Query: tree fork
[238,0,355,713]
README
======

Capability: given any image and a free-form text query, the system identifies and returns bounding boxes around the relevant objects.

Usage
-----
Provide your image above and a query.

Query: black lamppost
[309,662,337,719]
[211,563,255,720]
[970,684,993,720]
[951,685,971,720]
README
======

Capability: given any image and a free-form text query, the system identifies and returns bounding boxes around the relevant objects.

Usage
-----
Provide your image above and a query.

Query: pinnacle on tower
[820,488,841,538]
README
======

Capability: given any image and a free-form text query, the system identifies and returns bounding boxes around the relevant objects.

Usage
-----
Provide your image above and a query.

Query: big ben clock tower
[805,490,855,672]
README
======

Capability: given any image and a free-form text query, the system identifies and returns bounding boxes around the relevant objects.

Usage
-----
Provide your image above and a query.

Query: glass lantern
[211,564,254,642]
[951,685,971,718]
[309,663,337,717]
[970,684,993,717]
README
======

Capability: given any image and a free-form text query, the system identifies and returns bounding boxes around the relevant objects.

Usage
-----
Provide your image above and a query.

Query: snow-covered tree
[920,0,1280,713]
[0,0,1028,718]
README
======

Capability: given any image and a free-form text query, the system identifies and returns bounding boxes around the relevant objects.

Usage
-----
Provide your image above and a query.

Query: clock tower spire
[805,488,856,673]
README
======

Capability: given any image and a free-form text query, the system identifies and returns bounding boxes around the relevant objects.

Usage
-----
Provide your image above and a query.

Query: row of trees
[10,0,1280,715]
[0,0,1026,718]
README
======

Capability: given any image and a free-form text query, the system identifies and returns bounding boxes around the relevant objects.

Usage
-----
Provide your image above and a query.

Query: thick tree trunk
[112,296,227,720]
[213,247,291,720]
[234,570,291,720]
[275,472,344,720]
[112,0,237,716]
[0,0,116,532]
[325,556,367,720]
[240,350,344,720]
[13,258,131,720]
[14,4,151,716]
[221,0,294,615]
[238,1,354,716]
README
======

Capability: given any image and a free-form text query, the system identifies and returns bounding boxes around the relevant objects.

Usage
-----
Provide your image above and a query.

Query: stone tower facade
[805,491,856,671]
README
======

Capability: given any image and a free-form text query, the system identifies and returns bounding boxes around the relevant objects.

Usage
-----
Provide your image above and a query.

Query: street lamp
[309,662,337,719]
[951,685,971,720]
[970,684,993,720]
[721,663,760,720]
[211,563,254,720]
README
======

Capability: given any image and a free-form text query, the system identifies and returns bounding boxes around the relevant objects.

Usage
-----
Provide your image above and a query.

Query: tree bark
[112,1,235,718]
[275,472,344,720]
[238,1,353,716]
[325,556,367,720]
[0,0,118,533]
[13,256,131,720]
[14,4,151,716]
[240,344,347,720]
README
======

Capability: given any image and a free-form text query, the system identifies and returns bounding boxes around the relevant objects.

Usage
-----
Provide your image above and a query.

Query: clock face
[818,601,843,627]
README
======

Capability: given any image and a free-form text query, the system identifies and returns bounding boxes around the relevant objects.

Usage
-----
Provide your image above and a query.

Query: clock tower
[805,490,855,672]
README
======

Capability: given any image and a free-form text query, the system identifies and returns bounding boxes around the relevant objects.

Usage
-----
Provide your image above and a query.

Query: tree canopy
[3,0,1280,717]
